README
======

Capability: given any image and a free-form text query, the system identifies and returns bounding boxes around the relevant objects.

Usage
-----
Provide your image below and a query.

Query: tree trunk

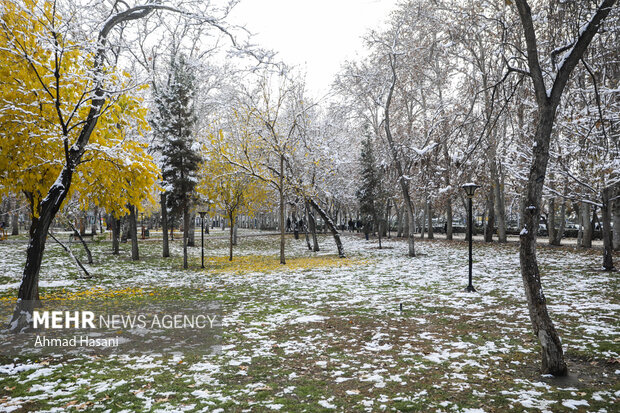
[129,205,139,261]
[279,154,286,265]
[309,199,345,258]
[548,197,556,244]
[304,207,312,251]
[550,185,567,246]
[183,206,189,269]
[406,204,415,256]
[11,196,19,236]
[493,162,507,243]
[582,203,592,248]
[307,201,320,252]
[161,193,170,257]
[229,213,234,261]
[575,202,583,246]
[386,199,391,238]
[112,216,120,255]
[10,167,74,331]
[420,203,426,239]
[121,215,129,243]
[446,198,453,240]
[518,105,568,377]
[613,184,620,251]
[484,189,495,242]
[554,198,566,246]
[396,203,403,238]
[601,187,615,270]
[79,213,86,236]
[427,201,434,239]
[188,212,196,247]
[91,207,98,235]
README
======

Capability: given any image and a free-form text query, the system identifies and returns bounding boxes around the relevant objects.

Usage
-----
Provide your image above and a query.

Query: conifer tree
[152,54,202,269]
[356,135,387,246]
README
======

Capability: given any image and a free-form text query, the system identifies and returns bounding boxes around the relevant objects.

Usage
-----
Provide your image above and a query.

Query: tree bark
[112,216,120,255]
[306,201,320,252]
[554,198,566,246]
[121,215,129,243]
[79,213,86,236]
[309,198,345,258]
[395,203,403,238]
[183,206,189,269]
[129,205,139,261]
[548,197,556,244]
[304,207,312,251]
[613,184,620,251]
[601,186,615,270]
[518,105,567,377]
[279,154,286,264]
[582,203,593,248]
[188,212,196,247]
[11,196,19,235]
[420,202,426,239]
[91,207,98,235]
[10,169,74,331]
[229,213,234,261]
[492,161,507,243]
[446,198,453,240]
[550,186,567,246]
[484,189,495,242]
[161,193,170,258]
[427,201,434,239]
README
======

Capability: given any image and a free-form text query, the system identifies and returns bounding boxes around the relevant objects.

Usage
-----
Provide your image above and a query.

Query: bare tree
[512,0,617,376]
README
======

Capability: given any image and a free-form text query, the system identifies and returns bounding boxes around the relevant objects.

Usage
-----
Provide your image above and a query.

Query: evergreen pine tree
[356,134,386,246]
[151,54,202,269]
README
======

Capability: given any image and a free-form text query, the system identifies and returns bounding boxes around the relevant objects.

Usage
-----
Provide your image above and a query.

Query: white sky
[228,0,398,99]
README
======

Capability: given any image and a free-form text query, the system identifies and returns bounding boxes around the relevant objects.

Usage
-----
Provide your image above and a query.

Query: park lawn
[0,231,618,412]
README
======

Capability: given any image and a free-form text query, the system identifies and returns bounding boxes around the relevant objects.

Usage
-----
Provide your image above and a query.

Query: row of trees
[0,0,353,331]
[0,0,617,377]
[336,0,618,376]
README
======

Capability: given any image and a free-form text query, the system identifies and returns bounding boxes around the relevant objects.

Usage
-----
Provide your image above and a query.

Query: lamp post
[198,211,207,268]
[462,183,480,292]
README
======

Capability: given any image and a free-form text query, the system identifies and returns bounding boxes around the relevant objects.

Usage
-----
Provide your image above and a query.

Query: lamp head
[462,183,480,198]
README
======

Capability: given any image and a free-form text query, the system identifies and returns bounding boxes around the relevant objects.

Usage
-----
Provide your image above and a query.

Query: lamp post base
[465,285,476,293]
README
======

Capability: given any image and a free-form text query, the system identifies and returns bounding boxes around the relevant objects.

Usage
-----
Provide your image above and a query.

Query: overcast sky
[228,0,398,98]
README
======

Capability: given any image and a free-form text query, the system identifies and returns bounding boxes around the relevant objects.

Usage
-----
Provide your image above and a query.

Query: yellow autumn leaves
[197,129,269,223]
[0,0,159,218]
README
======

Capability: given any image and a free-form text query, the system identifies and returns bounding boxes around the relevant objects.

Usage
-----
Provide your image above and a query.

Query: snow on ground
[0,231,617,411]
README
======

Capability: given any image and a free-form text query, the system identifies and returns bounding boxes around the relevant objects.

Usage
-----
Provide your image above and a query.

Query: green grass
[0,233,618,411]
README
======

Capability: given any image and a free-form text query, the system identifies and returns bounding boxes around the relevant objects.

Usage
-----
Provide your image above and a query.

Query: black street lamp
[462,183,480,292]
[198,211,207,268]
